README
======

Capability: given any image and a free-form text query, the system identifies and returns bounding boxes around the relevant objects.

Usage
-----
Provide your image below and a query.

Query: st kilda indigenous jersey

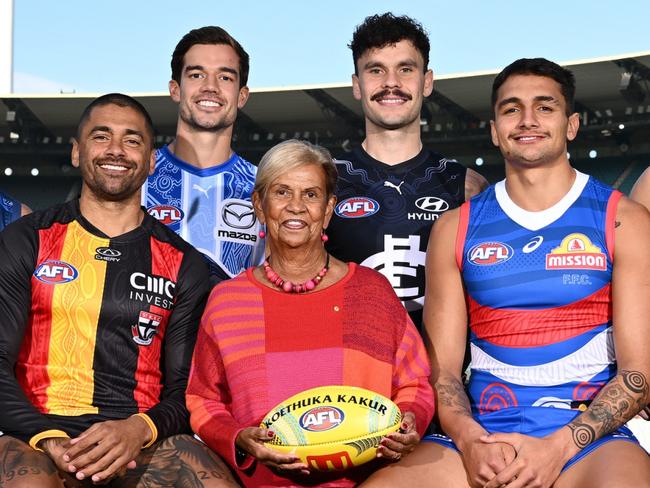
[0,199,210,443]
[459,172,619,413]
[326,146,466,329]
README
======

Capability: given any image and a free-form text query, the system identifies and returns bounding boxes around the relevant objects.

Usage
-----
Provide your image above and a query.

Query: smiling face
[352,39,433,132]
[169,43,249,133]
[72,103,155,202]
[491,74,579,168]
[254,163,336,251]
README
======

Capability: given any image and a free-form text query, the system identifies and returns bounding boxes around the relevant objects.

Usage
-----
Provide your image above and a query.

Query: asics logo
[523,236,544,253]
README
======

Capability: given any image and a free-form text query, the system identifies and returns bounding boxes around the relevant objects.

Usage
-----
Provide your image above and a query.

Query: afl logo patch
[299,406,345,432]
[468,242,513,266]
[335,197,380,219]
[34,260,79,284]
[147,205,184,225]
[415,196,449,213]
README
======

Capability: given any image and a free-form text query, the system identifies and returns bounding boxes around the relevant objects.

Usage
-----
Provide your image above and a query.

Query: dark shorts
[423,407,643,471]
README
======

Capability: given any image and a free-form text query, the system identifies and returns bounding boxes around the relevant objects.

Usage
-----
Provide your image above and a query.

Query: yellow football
[260,385,402,471]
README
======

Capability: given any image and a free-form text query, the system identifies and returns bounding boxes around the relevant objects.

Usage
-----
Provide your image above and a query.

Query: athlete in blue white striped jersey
[143,26,263,283]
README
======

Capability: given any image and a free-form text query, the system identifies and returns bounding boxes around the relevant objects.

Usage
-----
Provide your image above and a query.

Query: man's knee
[0,436,62,488]
[125,434,240,487]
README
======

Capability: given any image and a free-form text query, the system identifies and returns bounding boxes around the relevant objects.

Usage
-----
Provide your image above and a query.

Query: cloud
[12,72,79,94]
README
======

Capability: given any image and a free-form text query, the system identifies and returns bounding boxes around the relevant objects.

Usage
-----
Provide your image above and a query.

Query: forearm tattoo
[567,370,648,449]
[435,375,473,419]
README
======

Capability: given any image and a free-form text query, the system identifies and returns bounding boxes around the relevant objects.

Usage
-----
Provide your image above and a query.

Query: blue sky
[11,0,650,94]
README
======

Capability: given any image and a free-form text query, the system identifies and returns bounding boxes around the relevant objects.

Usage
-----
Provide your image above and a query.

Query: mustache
[370,89,412,102]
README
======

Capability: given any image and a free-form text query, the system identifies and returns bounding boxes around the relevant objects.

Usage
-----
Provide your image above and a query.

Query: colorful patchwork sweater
[187,263,434,487]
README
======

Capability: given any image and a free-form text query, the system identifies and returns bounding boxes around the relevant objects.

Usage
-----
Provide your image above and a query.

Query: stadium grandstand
[1,52,650,209]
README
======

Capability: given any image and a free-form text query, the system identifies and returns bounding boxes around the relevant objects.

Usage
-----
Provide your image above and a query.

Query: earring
[259,229,266,238]
[321,231,329,243]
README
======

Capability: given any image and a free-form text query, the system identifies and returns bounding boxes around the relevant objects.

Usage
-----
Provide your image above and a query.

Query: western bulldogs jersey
[327,146,466,328]
[142,145,264,282]
[0,191,21,231]
[459,171,620,414]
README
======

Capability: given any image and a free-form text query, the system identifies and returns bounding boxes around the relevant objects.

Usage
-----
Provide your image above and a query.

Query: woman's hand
[376,411,420,462]
[236,427,310,475]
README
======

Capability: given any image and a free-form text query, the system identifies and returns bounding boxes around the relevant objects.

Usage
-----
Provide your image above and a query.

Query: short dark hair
[171,26,249,88]
[491,58,576,116]
[349,13,430,74]
[77,93,155,147]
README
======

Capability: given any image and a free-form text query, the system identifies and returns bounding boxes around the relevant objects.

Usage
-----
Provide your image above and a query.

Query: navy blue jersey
[326,146,466,329]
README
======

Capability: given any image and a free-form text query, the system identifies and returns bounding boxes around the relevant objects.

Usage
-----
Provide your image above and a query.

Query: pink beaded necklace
[263,254,330,293]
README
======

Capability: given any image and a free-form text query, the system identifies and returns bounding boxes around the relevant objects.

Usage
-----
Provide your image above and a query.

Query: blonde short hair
[254,139,338,199]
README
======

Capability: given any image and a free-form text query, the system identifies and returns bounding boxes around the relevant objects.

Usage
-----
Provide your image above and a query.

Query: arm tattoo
[435,376,473,419]
[567,370,648,450]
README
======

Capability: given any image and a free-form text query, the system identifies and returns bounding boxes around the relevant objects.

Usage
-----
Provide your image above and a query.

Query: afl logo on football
[335,197,380,219]
[415,196,449,212]
[147,205,184,225]
[34,260,79,284]
[299,406,345,432]
[468,242,513,266]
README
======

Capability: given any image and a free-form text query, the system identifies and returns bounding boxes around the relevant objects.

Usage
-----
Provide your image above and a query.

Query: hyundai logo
[415,196,449,212]
[222,202,256,229]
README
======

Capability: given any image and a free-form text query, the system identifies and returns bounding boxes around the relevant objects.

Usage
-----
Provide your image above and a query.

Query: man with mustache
[142,26,263,285]
[0,94,239,487]
[326,13,487,331]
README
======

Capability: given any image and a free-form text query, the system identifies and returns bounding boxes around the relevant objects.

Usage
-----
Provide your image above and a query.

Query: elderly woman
[186,139,434,487]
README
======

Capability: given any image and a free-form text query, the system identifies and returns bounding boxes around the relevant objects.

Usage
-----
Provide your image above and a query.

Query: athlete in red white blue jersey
[369,58,650,488]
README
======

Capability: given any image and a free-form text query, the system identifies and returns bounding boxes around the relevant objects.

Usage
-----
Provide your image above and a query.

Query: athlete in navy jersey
[0,190,30,230]
[328,145,467,328]
[143,26,262,284]
[0,94,239,487]
[368,59,650,488]
[326,14,486,331]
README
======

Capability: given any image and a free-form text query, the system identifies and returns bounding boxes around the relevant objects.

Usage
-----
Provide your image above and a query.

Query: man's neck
[504,158,576,212]
[78,191,144,238]
[170,123,234,169]
[362,123,423,166]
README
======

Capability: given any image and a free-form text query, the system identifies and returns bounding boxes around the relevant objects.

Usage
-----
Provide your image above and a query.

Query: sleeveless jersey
[0,199,210,443]
[459,172,620,414]
[0,191,21,231]
[326,146,466,328]
[142,145,264,281]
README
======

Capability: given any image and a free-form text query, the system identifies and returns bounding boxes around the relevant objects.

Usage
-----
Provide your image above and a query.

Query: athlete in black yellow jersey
[0,94,238,487]
[0,198,208,443]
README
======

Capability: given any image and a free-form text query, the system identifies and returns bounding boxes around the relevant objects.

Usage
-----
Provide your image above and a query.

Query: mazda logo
[415,197,449,212]
[95,247,122,257]
[222,202,256,229]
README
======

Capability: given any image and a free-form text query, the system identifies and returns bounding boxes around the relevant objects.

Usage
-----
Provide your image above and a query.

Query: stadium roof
[2,51,650,175]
